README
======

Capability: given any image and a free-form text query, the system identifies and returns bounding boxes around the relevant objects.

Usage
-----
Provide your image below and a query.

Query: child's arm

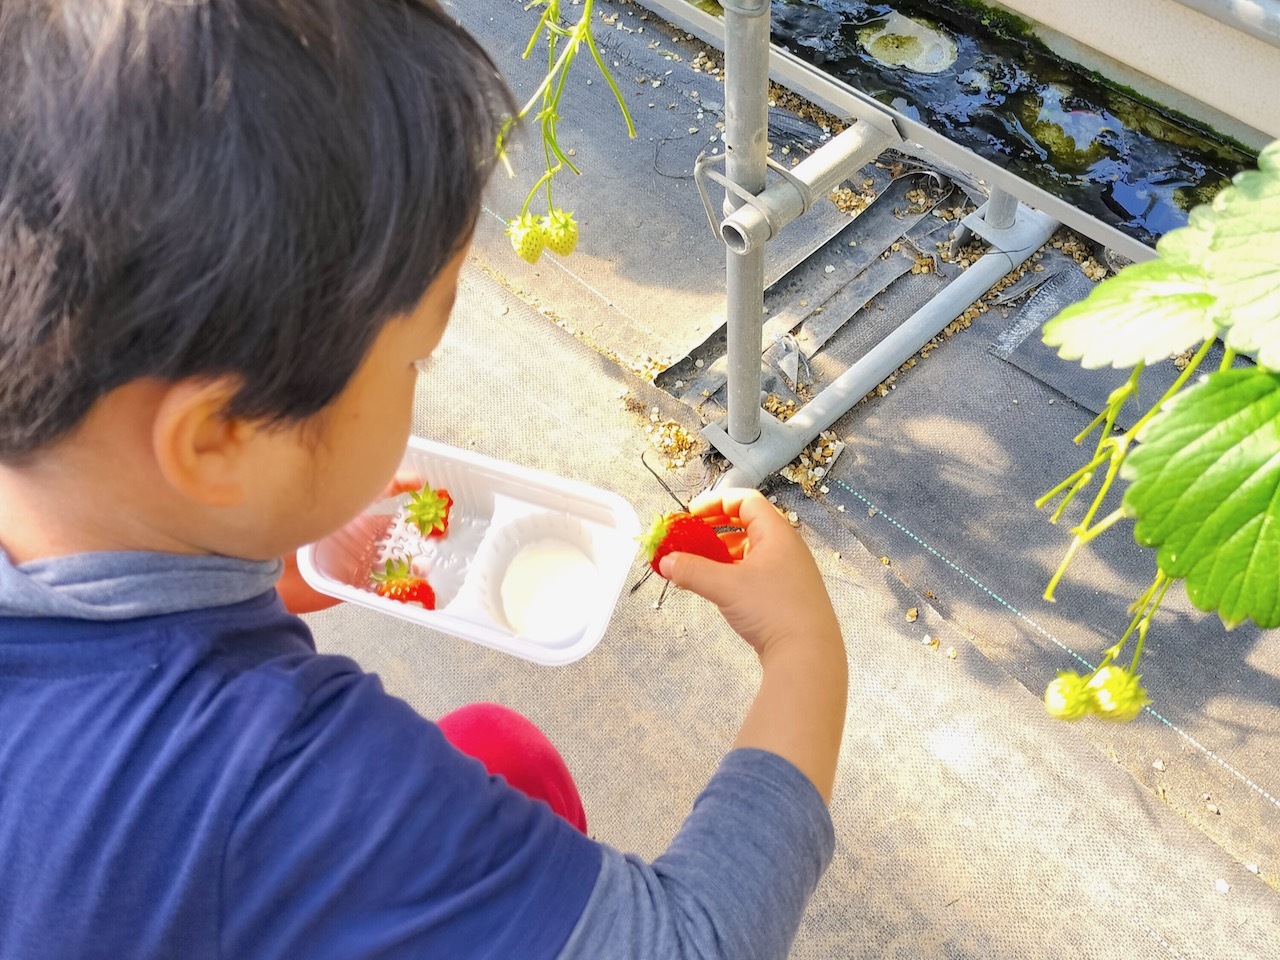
[555,492,847,958]
[659,488,848,802]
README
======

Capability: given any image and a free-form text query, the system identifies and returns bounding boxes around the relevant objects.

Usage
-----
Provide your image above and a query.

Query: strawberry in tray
[405,483,453,538]
[639,512,733,577]
[370,558,436,609]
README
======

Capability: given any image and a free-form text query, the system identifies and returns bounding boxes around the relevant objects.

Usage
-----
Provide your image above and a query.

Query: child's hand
[277,472,423,615]
[659,488,841,659]
[276,552,344,614]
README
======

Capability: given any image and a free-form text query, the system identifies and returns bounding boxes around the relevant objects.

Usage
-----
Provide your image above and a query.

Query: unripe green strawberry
[639,512,732,577]
[541,209,579,257]
[1086,665,1149,722]
[506,212,545,264]
[1044,671,1094,721]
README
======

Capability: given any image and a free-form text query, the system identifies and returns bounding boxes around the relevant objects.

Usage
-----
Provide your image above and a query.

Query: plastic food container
[297,436,641,665]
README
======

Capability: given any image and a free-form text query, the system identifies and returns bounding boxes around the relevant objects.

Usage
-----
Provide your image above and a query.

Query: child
[0,1,849,957]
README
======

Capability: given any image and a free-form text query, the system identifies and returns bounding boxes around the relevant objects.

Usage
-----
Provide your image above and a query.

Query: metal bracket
[960,200,1055,256]
[692,149,812,242]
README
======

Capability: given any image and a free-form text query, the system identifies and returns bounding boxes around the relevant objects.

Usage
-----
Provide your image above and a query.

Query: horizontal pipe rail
[634,0,1156,263]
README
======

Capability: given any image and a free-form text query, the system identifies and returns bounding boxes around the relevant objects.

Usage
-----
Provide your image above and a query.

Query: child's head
[0,0,514,558]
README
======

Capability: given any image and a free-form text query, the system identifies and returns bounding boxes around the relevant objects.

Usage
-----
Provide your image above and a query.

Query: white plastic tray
[297,437,641,665]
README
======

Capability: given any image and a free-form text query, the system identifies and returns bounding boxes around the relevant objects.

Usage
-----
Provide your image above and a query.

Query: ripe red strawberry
[506,212,545,264]
[541,209,579,257]
[405,484,452,538]
[639,512,732,577]
[370,558,436,608]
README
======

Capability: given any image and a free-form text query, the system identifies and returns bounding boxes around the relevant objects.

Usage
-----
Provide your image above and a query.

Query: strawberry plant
[501,0,635,264]
[1036,139,1279,720]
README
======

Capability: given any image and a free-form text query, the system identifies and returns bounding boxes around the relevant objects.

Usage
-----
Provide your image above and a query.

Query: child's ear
[151,377,254,508]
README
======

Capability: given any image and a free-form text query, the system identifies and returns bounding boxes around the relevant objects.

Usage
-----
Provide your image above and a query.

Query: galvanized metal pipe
[720,121,897,255]
[983,186,1020,230]
[712,205,1062,488]
[722,0,771,445]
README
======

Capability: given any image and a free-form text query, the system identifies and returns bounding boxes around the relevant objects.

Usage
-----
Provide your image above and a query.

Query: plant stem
[1130,574,1172,672]
[1036,449,1109,510]
[1075,436,1129,531]
[586,30,637,138]
[1076,507,1125,543]
[1044,537,1085,601]
[1128,337,1214,439]
[1219,347,1237,371]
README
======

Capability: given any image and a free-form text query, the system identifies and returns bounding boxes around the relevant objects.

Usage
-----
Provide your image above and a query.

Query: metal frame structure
[640,0,1151,488]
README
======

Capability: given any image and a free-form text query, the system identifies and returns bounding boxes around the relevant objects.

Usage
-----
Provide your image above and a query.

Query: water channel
[692,0,1258,246]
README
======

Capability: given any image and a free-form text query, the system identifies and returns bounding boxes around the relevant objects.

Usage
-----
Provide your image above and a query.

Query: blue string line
[830,477,1280,812]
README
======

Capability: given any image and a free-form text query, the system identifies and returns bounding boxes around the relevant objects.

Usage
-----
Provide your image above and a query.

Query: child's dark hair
[0,0,514,462]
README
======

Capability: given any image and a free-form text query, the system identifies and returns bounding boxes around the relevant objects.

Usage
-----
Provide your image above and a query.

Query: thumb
[660,551,737,606]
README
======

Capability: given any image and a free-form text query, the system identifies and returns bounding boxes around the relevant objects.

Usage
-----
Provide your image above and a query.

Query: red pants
[438,703,588,833]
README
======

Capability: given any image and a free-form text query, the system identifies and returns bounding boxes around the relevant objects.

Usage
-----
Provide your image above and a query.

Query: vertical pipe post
[722,0,771,444]
[984,185,1019,229]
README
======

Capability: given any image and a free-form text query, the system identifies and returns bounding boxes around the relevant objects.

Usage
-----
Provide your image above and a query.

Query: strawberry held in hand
[405,483,452,538]
[640,512,733,578]
[371,558,436,608]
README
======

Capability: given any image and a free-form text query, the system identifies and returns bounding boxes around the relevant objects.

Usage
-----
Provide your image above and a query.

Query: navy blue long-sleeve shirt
[0,550,834,959]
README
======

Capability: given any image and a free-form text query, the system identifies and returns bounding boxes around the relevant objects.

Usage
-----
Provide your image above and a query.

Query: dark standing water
[711,0,1258,246]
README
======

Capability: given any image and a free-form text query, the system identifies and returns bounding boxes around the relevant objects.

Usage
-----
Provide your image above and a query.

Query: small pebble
[1215,878,1230,894]
[1206,803,1221,815]
[694,358,704,368]
[824,264,835,274]
[1153,759,1166,771]
[836,505,846,512]
[905,607,919,623]
[946,647,957,659]
[1246,863,1259,874]
[868,507,878,517]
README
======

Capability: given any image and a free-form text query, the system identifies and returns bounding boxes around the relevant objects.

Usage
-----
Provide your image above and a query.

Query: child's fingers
[689,487,768,526]
[660,551,740,607]
[383,471,424,498]
[719,530,750,560]
[692,489,789,547]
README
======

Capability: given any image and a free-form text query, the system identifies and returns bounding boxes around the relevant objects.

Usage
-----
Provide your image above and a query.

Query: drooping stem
[1128,337,1214,439]
[1044,537,1086,601]
[1219,347,1237,371]
[585,30,637,138]
[1036,449,1109,511]
[1076,507,1126,543]
[1075,436,1129,532]
[1129,574,1172,672]
[512,0,625,221]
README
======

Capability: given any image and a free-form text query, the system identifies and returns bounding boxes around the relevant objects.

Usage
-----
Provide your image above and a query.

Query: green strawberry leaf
[1153,205,1211,267]
[1200,140,1280,368]
[1121,368,1280,629]
[1041,258,1217,369]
